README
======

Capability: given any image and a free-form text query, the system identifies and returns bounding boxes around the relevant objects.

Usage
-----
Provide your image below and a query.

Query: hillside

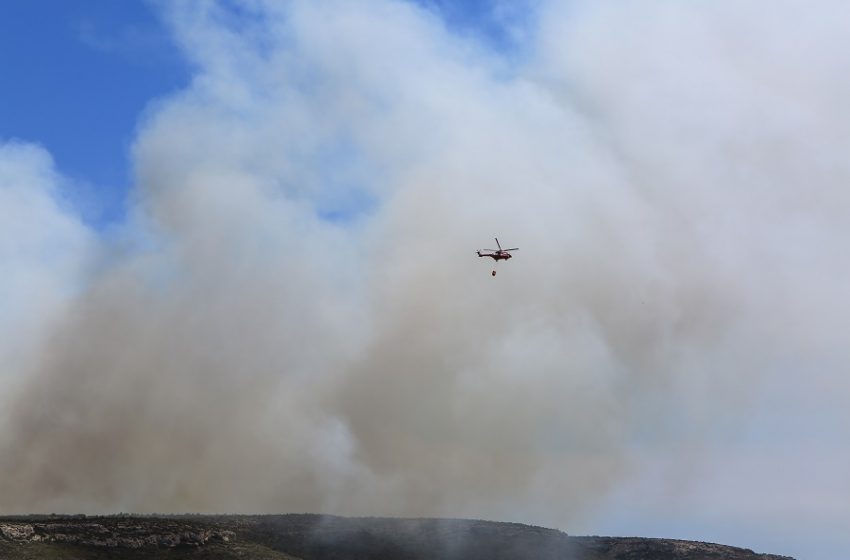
[0,514,794,559]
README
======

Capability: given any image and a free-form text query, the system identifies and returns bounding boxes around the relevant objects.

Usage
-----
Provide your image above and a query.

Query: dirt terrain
[0,514,794,559]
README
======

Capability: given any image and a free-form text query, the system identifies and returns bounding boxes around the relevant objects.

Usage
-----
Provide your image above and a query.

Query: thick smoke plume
[1,1,848,551]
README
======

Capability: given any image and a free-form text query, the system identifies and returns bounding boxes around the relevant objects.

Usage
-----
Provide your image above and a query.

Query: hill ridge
[0,514,794,559]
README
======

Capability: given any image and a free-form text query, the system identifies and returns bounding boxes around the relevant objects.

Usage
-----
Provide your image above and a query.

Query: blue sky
[1,1,185,225]
[0,0,521,227]
[415,0,536,51]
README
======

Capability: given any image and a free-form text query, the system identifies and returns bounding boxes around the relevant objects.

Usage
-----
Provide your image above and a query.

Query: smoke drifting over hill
[1,2,848,557]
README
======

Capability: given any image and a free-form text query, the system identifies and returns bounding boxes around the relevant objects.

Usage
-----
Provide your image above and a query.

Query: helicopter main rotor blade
[495,237,502,250]
[503,248,519,251]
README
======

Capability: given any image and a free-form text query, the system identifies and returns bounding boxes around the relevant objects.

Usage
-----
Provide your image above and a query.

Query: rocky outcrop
[569,536,795,560]
[0,519,234,549]
[0,523,35,541]
[0,514,794,559]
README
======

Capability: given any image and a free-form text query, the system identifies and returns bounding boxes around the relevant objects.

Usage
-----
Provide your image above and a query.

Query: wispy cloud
[73,12,180,68]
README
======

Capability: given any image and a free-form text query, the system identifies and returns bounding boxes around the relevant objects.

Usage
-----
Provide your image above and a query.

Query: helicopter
[477,237,518,276]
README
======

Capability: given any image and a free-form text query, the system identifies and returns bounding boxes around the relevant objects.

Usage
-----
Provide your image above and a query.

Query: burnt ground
[0,514,794,560]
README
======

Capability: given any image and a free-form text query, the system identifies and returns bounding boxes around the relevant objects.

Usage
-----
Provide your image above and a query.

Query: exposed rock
[0,518,235,549]
[0,514,794,559]
[0,523,34,540]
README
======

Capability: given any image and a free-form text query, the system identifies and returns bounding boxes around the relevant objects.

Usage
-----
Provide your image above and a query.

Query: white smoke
[0,140,94,412]
[1,1,848,557]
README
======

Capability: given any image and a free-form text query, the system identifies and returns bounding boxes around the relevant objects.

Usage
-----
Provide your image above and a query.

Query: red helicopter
[477,237,518,276]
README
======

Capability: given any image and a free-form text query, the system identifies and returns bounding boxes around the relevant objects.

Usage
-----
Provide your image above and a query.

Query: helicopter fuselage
[478,251,512,261]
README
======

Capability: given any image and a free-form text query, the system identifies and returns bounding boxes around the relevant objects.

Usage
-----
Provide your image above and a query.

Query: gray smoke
[1,0,848,546]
